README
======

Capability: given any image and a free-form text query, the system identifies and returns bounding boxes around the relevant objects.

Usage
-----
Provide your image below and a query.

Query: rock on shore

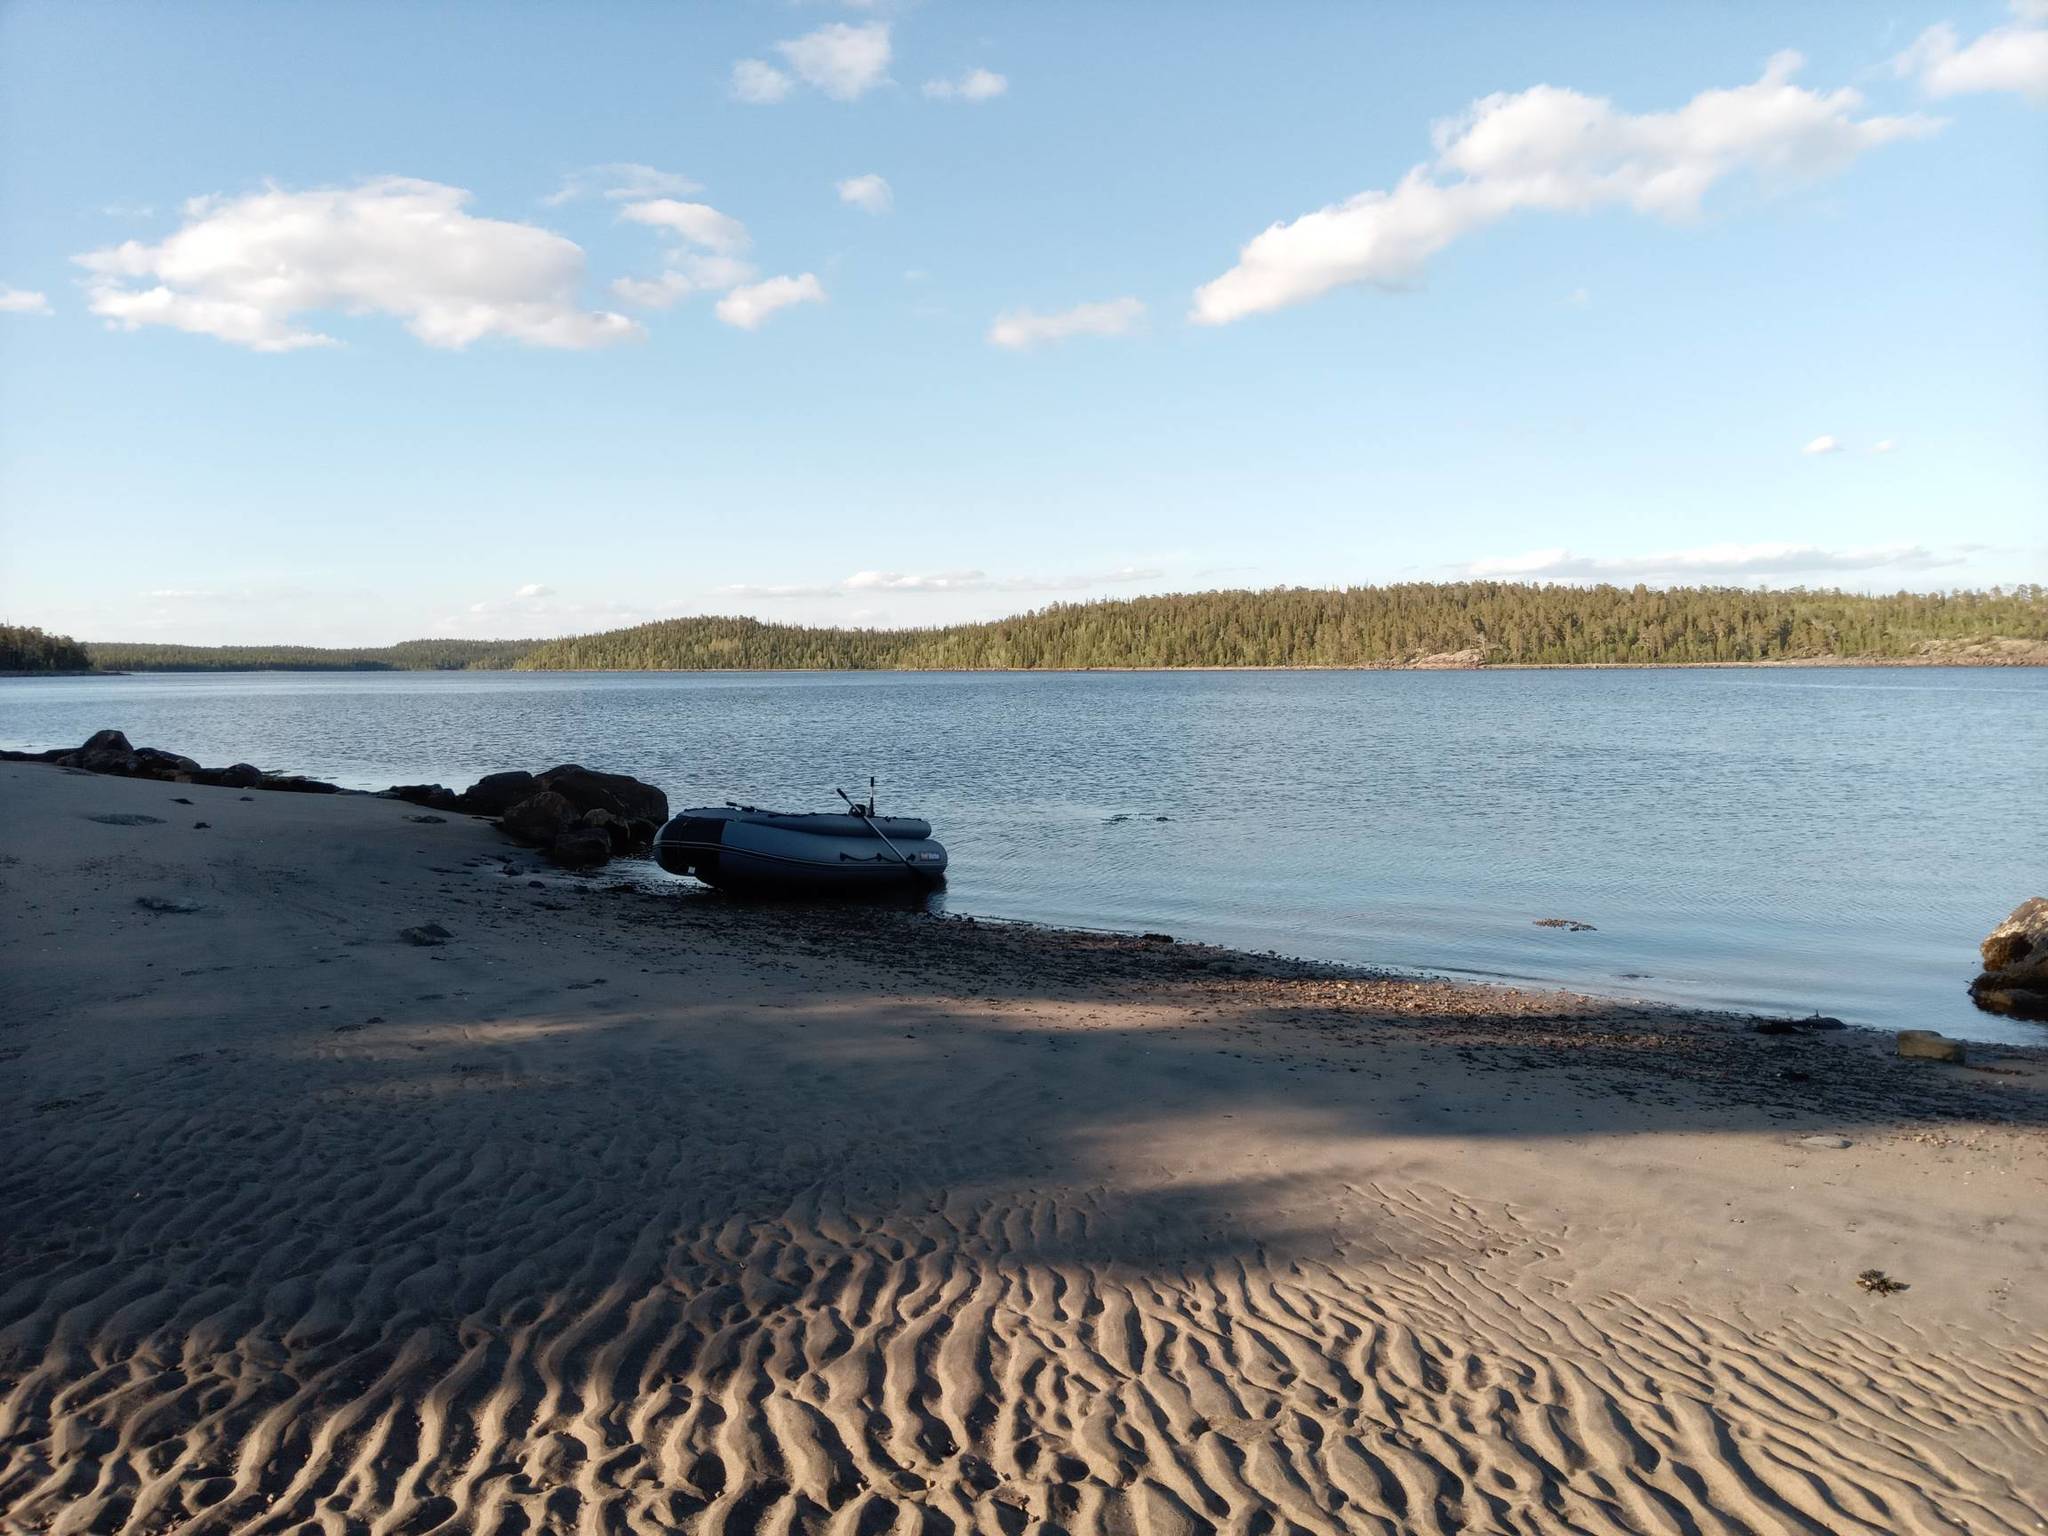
[1972,897,2048,1021]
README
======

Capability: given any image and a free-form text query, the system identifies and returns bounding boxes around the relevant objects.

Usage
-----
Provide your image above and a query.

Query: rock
[405,813,447,824]
[260,774,343,795]
[501,791,579,845]
[131,747,201,779]
[625,817,658,852]
[535,765,669,825]
[454,770,539,817]
[190,763,263,789]
[1534,918,1597,932]
[400,923,452,946]
[1970,897,2048,1021]
[1973,986,2048,1020]
[1981,897,2048,971]
[47,730,199,781]
[136,895,201,913]
[386,783,460,811]
[548,827,613,868]
[1897,1029,1966,1064]
[55,730,134,774]
[1797,1135,1852,1149]
[1754,1015,1847,1036]
[581,808,633,853]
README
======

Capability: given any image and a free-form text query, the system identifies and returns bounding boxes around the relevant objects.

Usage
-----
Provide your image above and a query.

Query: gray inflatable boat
[654,790,947,895]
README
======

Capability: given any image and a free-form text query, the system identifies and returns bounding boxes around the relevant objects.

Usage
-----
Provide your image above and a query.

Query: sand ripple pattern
[3,1098,2042,1536]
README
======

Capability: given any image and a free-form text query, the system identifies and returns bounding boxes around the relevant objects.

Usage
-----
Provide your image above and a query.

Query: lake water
[4,667,2043,1043]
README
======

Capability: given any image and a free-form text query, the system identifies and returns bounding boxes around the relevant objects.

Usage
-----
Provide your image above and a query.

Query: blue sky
[1,0,2043,645]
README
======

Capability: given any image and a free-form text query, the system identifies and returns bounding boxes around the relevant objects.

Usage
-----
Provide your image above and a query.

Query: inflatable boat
[654,793,947,896]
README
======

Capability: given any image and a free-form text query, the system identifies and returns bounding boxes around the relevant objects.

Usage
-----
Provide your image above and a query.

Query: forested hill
[513,584,2048,670]
[82,638,538,672]
[15,583,2045,672]
[2,624,93,672]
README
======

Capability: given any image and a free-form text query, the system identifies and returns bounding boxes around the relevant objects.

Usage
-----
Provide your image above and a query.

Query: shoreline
[11,653,2047,676]
[4,758,2047,1529]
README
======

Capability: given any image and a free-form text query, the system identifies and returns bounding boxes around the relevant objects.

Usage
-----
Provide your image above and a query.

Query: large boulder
[55,729,137,774]
[1971,897,2048,1021]
[51,730,199,781]
[536,764,668,826]
[501,790,579,845]
[548,827,613,869]
[191,763,263,789]
[454,770,538,817]
[580,808,633,853]
[385,783,460,811]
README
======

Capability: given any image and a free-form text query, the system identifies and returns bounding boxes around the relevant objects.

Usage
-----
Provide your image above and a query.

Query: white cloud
[1873,438,1898,454]
[610,254,757,309]
[924,67,1008,102]
[514,582,555,598]
[613,199,757,309]
[988,296,1145,350]
[722,565,1165,598]
[1565,287,1591,307]
[74,178,641,352]
[731,59,795,104]
[1192,53,1939,324]
[0,285,53,316]
[1803,434,1843,455]
[774,21,892,101]
[715,273,826,329]
[836,173,893,214]
[1467,542,1961,581]
[544,164,698,206]
[1895,2,2048,102]
[619,198,750,255]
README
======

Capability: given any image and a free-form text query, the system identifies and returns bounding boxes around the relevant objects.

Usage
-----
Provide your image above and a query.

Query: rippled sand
[3,760,2045,1534]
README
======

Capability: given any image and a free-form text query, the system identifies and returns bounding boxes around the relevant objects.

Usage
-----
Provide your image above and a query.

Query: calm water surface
[4,667,2042,1043]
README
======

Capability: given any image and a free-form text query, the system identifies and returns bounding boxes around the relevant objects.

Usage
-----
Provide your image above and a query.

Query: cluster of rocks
[389,766,668,869]
[0,729,332,793]
[1971,897,2048,1021]
[3,728,671,873]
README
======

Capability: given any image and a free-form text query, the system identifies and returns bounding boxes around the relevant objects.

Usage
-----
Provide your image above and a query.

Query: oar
[836,785,926,881]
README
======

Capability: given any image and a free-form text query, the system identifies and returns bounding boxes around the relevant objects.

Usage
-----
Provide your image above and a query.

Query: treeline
[515,583,2048,670]
[84,638,537,672]
[21,584,2046,673]
[1,623,93,672]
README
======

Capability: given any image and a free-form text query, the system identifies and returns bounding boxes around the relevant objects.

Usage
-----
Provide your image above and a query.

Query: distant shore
[10,653,2046,678]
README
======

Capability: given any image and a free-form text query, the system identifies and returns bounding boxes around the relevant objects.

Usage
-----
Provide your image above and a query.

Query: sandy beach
[2,758,2045,1535]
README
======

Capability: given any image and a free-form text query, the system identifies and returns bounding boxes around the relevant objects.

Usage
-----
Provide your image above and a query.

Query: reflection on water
[4,666,2043,1043]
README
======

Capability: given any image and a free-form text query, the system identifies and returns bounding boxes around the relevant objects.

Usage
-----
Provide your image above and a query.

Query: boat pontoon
[654,783,947,896]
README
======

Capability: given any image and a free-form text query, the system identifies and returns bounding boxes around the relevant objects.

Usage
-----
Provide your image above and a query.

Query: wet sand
[2,759,2045,1534]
